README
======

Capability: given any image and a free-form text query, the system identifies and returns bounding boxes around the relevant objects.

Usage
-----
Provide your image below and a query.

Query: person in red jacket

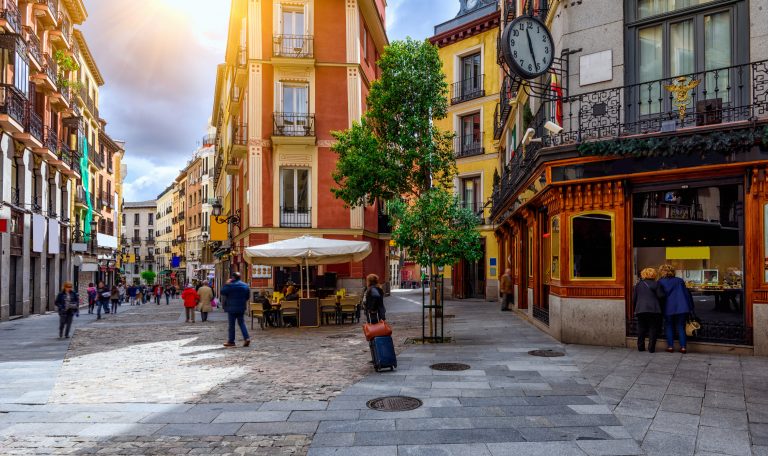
[181,284,199,323]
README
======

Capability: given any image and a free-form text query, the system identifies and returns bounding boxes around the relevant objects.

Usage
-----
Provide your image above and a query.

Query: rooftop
[124,200,157,209]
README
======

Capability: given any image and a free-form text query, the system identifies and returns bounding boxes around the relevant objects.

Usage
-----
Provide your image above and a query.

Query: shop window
[551,215,560,280]
[571,212,615,279]
[528,227,533,279]
[764,203,768,283]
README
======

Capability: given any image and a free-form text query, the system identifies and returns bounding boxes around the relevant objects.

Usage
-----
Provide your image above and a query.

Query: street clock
[501,15,555,80]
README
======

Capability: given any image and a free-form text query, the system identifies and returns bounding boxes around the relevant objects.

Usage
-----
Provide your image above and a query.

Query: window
[460,52,481,94]
[148,213,154,226]
[282,8,305,36]
[458,113,482,157]
[122,213,125,225]
[460,176,482,217]
[630,1,743,115]
[550,216,560,280]
[134,213,139,225]
[279,83,310,135]
[362,25,369,61]
[134,229,139,240]
[280,168,310,227]
[570,212,615,279]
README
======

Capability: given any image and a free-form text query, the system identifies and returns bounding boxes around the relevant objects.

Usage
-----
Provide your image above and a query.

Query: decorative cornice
[73,29,104,86]
[429,12,500,48]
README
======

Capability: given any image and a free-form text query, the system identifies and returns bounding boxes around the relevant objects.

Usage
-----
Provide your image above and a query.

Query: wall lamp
[211,199,241,225]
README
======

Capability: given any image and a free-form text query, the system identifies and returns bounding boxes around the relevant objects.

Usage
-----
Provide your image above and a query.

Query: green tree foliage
[140,270,157,286]
[332,37,481,273]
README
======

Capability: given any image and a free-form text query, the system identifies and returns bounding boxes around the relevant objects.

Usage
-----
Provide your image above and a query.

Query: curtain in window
[639,0,716,18]
[670,20,694,77]
[639,25,663,115]
[705,11,731,103]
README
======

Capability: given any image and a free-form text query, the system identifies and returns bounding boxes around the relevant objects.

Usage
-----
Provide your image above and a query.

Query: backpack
[87,289,97,303]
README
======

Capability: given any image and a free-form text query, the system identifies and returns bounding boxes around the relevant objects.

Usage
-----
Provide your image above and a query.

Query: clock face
[501,16,555,79]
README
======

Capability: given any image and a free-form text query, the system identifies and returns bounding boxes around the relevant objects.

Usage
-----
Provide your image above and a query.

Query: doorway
[631,181,747,344]
[455,238,486,299]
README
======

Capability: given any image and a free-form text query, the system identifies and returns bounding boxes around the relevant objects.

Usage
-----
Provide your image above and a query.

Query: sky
[83,0,458,202]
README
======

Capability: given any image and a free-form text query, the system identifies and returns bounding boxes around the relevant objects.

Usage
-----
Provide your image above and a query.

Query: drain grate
[366,396,423,412]
[528,349,565,357]
[430,363,471,371]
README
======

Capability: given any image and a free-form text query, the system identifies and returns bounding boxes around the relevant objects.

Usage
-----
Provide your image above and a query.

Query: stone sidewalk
[570,344,768,456]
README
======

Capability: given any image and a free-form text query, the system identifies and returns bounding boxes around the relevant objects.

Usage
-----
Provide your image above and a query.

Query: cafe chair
[280,300,299,327]
[319,298,339,325]
[339,297,359,324]
[250,302,265,330]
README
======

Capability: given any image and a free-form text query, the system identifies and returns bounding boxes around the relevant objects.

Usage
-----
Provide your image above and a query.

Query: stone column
[0,133,12,320]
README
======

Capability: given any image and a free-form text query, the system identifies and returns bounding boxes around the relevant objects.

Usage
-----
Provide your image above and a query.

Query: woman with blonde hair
[658,264,695,353]
[54,282,79,339]
[632,268,666,353]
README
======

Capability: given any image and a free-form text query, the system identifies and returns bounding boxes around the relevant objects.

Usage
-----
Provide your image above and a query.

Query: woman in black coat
[363,274,386,323]
[55,282,79,339]
[632,267,666,353]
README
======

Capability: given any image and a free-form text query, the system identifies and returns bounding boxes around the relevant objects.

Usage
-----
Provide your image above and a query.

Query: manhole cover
[528,349,565,357]
[366,396,423,412]
[430,363,471,371]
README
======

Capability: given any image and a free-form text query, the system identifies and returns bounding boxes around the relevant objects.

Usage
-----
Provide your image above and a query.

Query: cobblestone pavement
[570,344,768,456]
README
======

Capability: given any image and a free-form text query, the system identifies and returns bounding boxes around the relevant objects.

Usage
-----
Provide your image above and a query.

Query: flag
[550,72,564,127]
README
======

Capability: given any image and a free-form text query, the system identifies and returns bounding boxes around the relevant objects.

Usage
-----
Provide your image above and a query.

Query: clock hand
[526,28,537,71]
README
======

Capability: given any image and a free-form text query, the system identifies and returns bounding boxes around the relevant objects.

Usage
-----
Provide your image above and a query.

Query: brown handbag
[363,320,392,341]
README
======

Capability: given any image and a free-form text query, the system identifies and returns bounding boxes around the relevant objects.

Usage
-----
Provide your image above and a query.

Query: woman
[181,284,199,323]
[55,282,79,338]
[363,274,386,323]
[110,285,120,314]
[197,282,214,322]
[86,283,97,314]
[658,264,695,353]
[118,283,126,304]
[97,281,111,319]
[632,268,665,353]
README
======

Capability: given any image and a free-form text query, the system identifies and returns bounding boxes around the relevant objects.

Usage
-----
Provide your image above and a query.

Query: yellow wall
[434,25,501,285]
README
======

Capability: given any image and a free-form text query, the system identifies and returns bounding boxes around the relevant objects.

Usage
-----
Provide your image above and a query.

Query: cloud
[120,155,184,202]
[386,0,457,41]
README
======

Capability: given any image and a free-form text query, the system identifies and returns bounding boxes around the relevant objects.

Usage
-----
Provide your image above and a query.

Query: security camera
[521,128,536,146]
[544,121,563,134]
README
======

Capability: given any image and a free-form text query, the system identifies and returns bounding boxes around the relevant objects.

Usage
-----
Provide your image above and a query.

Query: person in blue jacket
[220,272,251,348]
[658,264,695,354]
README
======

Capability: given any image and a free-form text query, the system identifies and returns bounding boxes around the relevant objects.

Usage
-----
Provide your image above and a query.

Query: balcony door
[280,9,306,55]
[461,176,482,218]
[280,83,309,135]
[460,53,481,98]
[280,168,311,227]
[459,112,481,156]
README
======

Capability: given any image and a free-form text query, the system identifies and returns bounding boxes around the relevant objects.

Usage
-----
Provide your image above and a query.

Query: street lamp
[211,198,241,225]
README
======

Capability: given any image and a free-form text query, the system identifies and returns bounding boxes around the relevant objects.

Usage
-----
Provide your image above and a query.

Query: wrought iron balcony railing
[74,185,87,204]
[0,84,27,126]
[23,26,41,64]
[273,34,313,59]
[36,0,57,19]
[461,200,485,225]
[43,126,57,154]
[43,52,56,83]
[491,59,768,218]
[280,206,311,228]
[273,112,315,137]
[454,133,484,158]
[10,186,20,205]
[1,0,21,32]
[451,75,485,105]
[25,106,43,142]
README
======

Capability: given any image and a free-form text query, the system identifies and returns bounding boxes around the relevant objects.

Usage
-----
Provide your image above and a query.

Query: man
[127,284,137,305]
[197,281,214,322]
[181,284,199,323]
[500,268,514,312]
[220,272,251,348]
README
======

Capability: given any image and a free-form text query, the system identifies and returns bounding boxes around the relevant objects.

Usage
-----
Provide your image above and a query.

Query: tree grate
[366,396,423,412]
[528,349,565,357]
[430,363,471,371]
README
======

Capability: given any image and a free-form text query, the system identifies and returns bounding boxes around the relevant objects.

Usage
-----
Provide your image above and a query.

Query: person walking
[500,268,514,312]
[181,284,199,323]
[96,281,110,319]
[55,282,79,339]
[110,285,120,314]
[86,283,97,314]
[220,272,251,347]
[154,284,162,305]
[164,285,171,305]
[118,283,126,305]
[197,282,214,322]
[658,264,695,354]
[127,284,138,306]
[632,268,666,353]
[363,274,386,324]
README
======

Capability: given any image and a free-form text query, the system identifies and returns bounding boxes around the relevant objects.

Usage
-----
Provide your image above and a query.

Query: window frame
[569,210,616,281]
[279,167,311,212]
[551,215,561,280]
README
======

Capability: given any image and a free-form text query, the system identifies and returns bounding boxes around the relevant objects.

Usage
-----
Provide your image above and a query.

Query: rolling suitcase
[370,335,397,372]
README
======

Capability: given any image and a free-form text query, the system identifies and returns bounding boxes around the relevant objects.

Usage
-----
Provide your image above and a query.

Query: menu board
[299,298,320,328]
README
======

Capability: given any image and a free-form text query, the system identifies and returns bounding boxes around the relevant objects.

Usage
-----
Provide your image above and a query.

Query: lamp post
[211,199,241,277]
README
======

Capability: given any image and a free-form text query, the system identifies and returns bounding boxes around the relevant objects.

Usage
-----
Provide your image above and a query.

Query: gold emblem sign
[664,76,701,121]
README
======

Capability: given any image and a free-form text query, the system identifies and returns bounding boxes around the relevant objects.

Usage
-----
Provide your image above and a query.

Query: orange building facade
[211,0,390,293]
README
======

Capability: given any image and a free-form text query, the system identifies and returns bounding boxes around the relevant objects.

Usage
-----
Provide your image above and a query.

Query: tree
[140,270,157,286]
[332,38,482,339]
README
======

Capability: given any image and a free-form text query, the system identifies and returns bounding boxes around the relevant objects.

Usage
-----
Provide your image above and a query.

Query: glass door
[281,84,308,135]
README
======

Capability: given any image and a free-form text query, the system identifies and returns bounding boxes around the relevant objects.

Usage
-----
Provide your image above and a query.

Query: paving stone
[236,420,318,435]
[660,394,703,415]
[640,430,696,456]
[154,423,243,436]
[648,411,699,436]
[352,428,524,446]
[699,407,748,430]
[750,423,768,446]
[77,423,166,437]
[140,412,220,424]
[517,426,611,442]
[695,426,751,456]
[309,432,354,447]
[288,410,360,422]
[575,439,643,455]
[398,443,492,456]
[212,411,291,423]
[486,441,587,456]
[702,392,746,410]
[567,404,612,415]
[306,447,396,456]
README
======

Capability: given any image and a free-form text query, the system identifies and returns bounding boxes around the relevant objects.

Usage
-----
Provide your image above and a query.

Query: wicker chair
[339,296,359,324]
[280,300,299,327]
[319,298,338,325]
[250,302,265,330]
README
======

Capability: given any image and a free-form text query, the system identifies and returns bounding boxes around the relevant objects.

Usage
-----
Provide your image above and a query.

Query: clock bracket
[502,52,571,103]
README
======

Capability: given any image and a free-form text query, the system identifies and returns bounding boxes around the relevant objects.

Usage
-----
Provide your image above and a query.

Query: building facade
[121,200,156,285]
[155,184,174,280]
[0,0,123,320]
[184,135,215,282]
[492,0,768,354]
[431,0,501,300]
[171,169,187,285]
[210,0,390,293]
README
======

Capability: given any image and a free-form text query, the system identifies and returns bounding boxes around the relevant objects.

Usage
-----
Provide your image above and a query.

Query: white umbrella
[243,235,372,296]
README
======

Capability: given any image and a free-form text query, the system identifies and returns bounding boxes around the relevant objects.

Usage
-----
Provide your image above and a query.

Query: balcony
[164,246,171,254]
[491,59,768,218]
[48,12,71,50]
[146,255,155,263]
[454,133,484,158]
[131,236,141,244]
[451,75,485,105]
[51,84,71,110]
[273,35,313,59]
[503,0,516,24]
[273,113,315,137]
[43,126,58,156]
[280,206,311,228]
[494,75,517,140]
[20,106,43,148]
[34,53,57,91]
[33,0,57,26]
[0,0,20,33]
[23,27,42,70]
[461,200,486,225]
[230,122,248,158]
[178,211,185,221]
[0,84,27,133]
[225,157,239,175]
[74,185,87,206]
[10,186,19,206]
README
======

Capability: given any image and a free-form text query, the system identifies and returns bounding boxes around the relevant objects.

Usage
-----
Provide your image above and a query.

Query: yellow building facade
[431,0,501,299]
